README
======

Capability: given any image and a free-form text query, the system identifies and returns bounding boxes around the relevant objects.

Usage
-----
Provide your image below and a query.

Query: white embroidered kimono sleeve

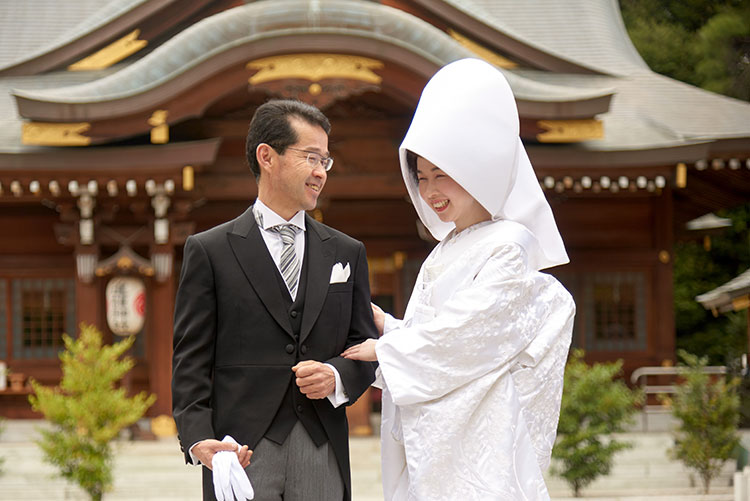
[376,244,558,406]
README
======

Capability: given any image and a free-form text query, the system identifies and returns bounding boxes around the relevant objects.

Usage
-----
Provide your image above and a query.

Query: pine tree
[551,349,643,496]
[28,324,155,501]
[668,350,740,494]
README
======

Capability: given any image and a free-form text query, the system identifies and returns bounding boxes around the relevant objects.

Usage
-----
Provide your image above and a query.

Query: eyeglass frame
[277,146,334,172]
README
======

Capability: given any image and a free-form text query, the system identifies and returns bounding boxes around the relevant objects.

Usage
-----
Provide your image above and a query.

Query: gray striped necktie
[269,223,301,297]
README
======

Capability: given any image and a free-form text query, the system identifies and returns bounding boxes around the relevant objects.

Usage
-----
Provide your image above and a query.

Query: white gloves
[212,435,254,501]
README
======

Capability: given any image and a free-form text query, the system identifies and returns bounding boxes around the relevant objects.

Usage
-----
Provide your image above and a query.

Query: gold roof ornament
[21,122,91,146]
[536,119,604,142]
[448,30,518,69]
[68,29,148,71]
[247,54,384,85]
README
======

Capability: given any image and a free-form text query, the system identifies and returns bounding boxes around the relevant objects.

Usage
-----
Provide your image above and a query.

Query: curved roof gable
[13,0,614,123]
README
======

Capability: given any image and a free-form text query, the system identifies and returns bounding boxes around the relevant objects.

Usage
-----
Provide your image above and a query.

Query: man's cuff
[325,363,349,408]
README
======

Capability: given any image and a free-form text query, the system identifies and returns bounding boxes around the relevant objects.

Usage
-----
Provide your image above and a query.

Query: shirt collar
[253,198,306,232]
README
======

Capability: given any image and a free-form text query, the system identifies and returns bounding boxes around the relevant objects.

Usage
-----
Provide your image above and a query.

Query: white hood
[399,58,569,270]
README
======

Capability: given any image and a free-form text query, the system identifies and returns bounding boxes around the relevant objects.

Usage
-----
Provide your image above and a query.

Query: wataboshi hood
[399,58,569,270]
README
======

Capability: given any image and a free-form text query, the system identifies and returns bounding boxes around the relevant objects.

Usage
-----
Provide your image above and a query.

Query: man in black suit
[172,99,377,500]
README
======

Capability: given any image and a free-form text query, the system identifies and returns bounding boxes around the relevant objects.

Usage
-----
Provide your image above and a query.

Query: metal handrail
[630,365,729,431]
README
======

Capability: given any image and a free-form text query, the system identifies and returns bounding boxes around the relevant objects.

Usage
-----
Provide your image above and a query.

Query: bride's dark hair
[405,150,419,183]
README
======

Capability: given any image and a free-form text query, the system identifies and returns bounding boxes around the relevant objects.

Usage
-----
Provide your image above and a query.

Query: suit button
[285,344,294,354]
[300,345,308,355]
[290,310,298,318]
[296,405,303,413]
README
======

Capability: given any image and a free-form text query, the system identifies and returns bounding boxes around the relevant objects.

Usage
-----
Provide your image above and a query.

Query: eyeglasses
[285,147,334,172]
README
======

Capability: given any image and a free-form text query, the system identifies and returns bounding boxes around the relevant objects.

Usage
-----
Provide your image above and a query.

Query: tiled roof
[11,1,614,108]
[515,69,750,150]
[444,0,648,76]
[0,0,145,71]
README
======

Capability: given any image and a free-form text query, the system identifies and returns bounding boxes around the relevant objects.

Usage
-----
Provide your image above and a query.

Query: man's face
[272,117,329,216]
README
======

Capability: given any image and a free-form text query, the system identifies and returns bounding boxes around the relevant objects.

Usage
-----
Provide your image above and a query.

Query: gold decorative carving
[732,295,750,312]
[658,250,670,264]
[182,166,194,192]
[22,122,91,146]
[68,29,148,71]
[247,54,384,85]
[536,119,604,143]
[148,110,169,144]
[448,30,517,69]
[675,162,687,188]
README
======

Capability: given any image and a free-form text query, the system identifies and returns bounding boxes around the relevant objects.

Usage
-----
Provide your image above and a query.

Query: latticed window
[552,270,646,352]
[12,279,76,359]
[584,272,646,351]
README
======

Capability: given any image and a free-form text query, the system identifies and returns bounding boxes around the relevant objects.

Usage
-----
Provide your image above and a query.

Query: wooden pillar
[654,185,675,363]
[147,248,175,417]
[75,249,102,331]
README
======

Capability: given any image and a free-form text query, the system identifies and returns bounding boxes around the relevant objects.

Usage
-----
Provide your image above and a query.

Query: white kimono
[377,58,576,500]
[375,220,574,500]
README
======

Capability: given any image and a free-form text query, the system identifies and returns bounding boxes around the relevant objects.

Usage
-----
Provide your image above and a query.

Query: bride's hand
[341,339,378,362]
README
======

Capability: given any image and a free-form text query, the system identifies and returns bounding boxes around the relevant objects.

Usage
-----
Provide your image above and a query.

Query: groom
[172,99,378,501]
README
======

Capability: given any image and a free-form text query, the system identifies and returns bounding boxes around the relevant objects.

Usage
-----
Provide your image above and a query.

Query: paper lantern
[106,276,146,335]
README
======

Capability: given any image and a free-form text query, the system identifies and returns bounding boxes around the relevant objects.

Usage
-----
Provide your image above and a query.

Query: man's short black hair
[245,99,331,181]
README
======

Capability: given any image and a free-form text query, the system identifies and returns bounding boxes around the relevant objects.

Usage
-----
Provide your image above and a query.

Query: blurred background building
[0,0,749,424]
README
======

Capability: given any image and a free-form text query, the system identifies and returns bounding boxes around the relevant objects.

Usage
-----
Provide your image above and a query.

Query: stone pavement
[0,419,738,500]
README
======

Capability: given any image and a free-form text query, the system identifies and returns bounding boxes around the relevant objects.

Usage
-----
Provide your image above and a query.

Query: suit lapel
[227,207,294,338]
[300,216,335,343]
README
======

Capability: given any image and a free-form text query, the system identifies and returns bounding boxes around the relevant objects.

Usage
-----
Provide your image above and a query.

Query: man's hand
[341,339,378,362]
[192,439,252,470]
[292,360,335,399]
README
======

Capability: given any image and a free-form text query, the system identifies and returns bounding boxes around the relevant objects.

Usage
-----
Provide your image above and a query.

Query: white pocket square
[329,262,351,284]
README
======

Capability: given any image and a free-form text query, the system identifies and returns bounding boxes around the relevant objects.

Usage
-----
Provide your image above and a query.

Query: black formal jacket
[172,206,377,500]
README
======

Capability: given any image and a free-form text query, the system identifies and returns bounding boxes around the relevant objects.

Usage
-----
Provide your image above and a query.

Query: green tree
[673,204,750,365]
[29,324,155,501]
[551,349,643,497]
[667,350,740,494]
[619,0,750,101]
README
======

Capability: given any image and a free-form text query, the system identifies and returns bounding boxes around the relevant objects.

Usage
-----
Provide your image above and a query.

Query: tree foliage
[28,324,155,501]
[667,350,740,494]
[551,350,643,497]
[619,0,750,101]
[673,204,750,365]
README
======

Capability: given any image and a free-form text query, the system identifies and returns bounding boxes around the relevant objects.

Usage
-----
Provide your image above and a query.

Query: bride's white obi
[374,219,575,501]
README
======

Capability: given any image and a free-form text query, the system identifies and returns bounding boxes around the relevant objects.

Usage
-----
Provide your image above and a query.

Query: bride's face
[416,156,490,233]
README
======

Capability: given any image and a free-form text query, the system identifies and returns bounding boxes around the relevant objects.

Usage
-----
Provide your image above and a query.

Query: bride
[342,58,575,500]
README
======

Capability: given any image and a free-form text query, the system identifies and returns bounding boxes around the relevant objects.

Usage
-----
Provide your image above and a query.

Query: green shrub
[29,324,155,501]
[668,350,740,494]
[551,349,643,496]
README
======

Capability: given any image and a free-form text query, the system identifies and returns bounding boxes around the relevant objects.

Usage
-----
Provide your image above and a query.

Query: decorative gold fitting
[247,54,384,85]
[68,29,148,71]
[148,110,169,144]
[536,119,604,143]
[22,122,91,146]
